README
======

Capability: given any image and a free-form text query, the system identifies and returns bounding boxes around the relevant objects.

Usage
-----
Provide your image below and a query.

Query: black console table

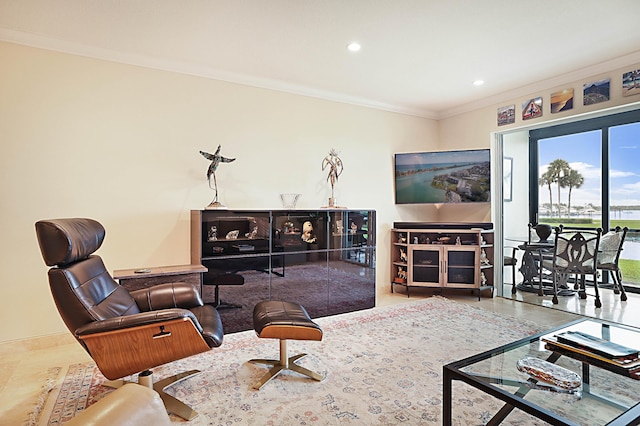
[190,209,376,333]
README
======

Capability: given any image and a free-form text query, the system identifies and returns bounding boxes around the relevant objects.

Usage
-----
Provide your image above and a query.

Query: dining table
[505,237,574,296]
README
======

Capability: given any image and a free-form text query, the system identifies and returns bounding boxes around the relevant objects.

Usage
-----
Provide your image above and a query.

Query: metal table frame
[443,319,640,425]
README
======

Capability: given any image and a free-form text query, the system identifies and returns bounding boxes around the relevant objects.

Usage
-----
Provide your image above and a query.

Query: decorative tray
[516,357,581,390]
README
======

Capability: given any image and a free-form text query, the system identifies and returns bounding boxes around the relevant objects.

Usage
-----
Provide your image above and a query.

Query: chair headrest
[35,218,105,266]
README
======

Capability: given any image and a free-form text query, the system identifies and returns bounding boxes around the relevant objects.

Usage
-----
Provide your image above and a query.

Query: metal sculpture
[200,145,235,208]
[321,148,343,207]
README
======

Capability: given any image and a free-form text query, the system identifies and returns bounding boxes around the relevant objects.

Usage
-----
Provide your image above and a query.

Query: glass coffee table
[443,319,640,425]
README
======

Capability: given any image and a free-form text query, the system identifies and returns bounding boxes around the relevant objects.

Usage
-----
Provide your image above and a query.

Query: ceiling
[2,0,640,119]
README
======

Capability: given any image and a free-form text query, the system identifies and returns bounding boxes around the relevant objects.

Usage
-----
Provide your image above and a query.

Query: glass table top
[451,319,640,425]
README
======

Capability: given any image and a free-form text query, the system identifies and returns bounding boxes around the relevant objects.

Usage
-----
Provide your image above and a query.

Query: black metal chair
[504,246,519,294]
[597,226,628,302]
[204,272,245,309]
[543,227,602,307]
[515,223,557,296]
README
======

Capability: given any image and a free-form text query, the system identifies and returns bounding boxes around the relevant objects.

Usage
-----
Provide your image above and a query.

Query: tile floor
[2,286,639,425]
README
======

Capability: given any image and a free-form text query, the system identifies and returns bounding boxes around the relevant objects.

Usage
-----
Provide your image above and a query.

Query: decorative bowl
[280,193,301,209]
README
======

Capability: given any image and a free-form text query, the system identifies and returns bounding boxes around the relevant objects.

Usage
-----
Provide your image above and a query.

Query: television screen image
[394,149,491,204]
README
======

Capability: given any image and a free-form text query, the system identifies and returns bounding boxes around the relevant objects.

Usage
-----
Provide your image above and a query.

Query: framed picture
[622,69,640,97]
[503,157,513,202]
[551,88,574,113]
[497,105,515,126]
[522,97,543,120]
[583,78,610,105]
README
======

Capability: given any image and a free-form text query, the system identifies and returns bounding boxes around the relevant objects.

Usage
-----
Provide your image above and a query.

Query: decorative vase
[535,224,552,242]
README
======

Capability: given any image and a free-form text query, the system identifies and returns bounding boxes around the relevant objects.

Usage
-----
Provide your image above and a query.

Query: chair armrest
[75,308,202,337]
[130,282,204,311]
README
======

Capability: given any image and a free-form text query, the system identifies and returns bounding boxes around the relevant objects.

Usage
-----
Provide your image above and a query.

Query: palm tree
[539,171,554,216]
[565,168,584,218]
[547,159,570,217]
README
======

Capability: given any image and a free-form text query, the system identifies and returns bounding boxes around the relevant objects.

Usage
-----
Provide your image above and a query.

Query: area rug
[23,367,61,425]
[39,297,636,425]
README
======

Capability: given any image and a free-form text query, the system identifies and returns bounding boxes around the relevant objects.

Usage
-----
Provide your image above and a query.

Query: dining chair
[544,227,602,307]
[517,223,558,296]
[597,226,628,302]
[504,246,519,294]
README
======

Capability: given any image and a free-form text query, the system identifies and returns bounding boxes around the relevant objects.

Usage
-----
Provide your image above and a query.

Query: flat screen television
[394,149,491,204]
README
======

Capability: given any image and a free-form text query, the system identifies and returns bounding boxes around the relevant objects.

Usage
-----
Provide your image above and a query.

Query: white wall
[3,39,640,343]
[0,41,442,343]
[503,131,530,239]
[439,57,640,294]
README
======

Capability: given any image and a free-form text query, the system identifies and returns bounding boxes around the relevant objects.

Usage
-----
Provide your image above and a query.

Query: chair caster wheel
[595,300,602,309]
[579,292,587,299]
[552,296,559,304]
[621,294,627,302]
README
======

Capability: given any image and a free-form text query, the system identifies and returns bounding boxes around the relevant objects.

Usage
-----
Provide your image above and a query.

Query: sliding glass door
[530,109,640,290]
[536,130,601,227]
[609,121,640,289]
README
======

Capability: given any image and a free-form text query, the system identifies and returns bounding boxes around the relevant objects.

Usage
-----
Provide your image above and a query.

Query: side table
[113,264,207,295]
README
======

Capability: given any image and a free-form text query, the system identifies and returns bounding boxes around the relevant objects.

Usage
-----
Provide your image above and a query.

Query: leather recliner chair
[35,218,224,420]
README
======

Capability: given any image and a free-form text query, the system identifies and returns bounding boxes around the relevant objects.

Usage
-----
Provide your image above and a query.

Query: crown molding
[2,28,637,122]
[0,28,439,119]
[437,50,640,120]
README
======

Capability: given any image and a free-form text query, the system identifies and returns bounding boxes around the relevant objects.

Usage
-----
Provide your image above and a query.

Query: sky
[395,149,489,167]
[538,121,640,207]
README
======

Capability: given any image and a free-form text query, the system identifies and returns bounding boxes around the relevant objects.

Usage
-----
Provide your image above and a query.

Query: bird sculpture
[200,145,235,208]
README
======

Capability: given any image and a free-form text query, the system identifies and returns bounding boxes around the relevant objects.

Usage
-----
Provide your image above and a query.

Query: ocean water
[538,210,640,260]
[395,165,478,204]
[622,241,639,260]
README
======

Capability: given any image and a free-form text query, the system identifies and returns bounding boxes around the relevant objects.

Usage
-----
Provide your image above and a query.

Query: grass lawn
[619,259,640,284]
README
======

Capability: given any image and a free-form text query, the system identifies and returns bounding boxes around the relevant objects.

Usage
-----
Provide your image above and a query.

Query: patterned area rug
[23,367,61,425]
[39,297,637,425]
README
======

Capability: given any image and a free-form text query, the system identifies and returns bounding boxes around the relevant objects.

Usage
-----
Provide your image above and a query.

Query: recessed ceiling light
[473,80,485,86]
[347,42,361,52]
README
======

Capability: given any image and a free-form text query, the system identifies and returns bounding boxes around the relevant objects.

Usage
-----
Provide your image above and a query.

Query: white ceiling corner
[1,0,640,119]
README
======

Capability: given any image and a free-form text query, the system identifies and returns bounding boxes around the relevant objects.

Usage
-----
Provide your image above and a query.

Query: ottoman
[249,300,324,389]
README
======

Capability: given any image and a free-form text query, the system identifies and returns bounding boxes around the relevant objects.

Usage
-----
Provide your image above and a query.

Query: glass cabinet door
[328,210,374,266]
[327,255,375,316]
[272,210,328,252]
[270,251,329,319]
[201,256,271,334]
[444,247,477,287]
[409,246,441,285]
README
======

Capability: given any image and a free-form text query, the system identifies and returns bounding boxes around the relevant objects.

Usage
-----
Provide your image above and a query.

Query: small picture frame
[583,78,610,105]
[497,105,515,126]
[551,88,574,113]
[622,69,640,97]
[522,97,543,120]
